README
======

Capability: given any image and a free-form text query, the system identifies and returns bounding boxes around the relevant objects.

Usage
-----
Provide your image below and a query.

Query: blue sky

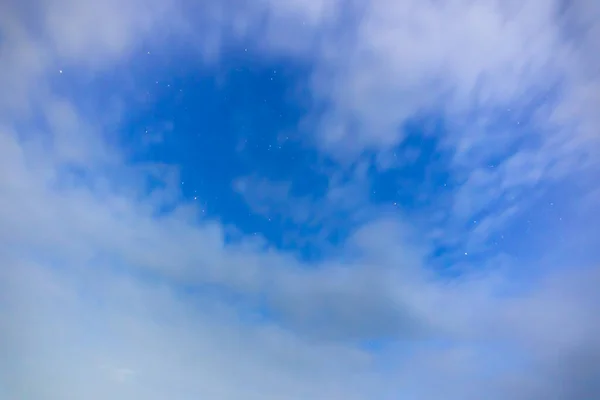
[1,0,600,399]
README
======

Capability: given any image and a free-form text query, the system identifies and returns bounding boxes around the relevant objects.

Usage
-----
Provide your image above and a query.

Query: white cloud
[0,258,382,400]
[3,116,600,398]
[307,0,596,153]
[280,0,600,240]
[233,167,372,229]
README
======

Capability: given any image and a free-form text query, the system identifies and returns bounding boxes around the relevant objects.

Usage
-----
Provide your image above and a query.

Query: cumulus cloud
[1,0,600,399]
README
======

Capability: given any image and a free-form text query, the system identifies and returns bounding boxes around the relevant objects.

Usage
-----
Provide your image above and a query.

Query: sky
[1,0,600,399]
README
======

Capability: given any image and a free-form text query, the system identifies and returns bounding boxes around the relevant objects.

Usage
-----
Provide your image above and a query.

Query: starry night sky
[2,1,600,399]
